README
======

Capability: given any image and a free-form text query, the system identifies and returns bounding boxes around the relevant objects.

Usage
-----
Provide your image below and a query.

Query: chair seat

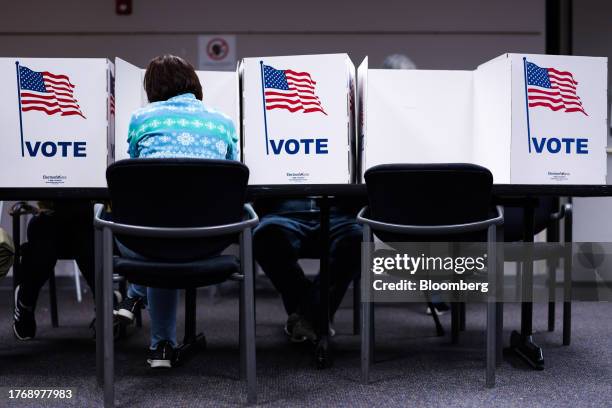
[113,254,240,289]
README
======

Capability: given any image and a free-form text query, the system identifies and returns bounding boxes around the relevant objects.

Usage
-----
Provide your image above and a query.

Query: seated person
[13,200,98,340]
[253,199,362,342]
[113,54,238,369]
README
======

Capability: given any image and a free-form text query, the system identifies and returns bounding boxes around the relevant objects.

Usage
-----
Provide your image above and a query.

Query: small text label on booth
[25,141,87,157]
[269,138,329,155]
[531,137,588,154]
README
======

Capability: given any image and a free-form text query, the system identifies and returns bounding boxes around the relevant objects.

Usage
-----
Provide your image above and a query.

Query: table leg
[546,206,560,332]
[95,227,104,386]
[496,223,504,365]
[509,200,544,370]
[563,204,572,346]
[315,196,332,369]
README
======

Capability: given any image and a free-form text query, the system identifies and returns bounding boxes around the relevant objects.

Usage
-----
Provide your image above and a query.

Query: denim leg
[312,215,363,318]
[147,287,179,349]
[126,284,178,349]
[253,215,314,315]
[116,239,177,348]
[128,284,147,301]
[19,214,60,308]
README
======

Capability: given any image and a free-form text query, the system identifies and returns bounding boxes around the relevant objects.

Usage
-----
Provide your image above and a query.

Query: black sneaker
[147,341,175,369]
[89,317,123,341]
[13,285,36,340]
[284,313,301,338]
[286,313,335,341]
[291,316,318,343]
[114,296,143,324]
[90,291,129,340]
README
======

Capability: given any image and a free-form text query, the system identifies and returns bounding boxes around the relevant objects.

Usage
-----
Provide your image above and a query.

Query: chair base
[174,333,207,366]
[508,330,544,370]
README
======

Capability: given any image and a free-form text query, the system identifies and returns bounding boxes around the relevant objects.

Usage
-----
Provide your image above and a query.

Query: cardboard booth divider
[0,58,114,188]
[359,53,608,184]
[241,53,356,185]
[474,53,607,184]
[358,57,475,180]
[114,58,240,162]
[1,53,606,189]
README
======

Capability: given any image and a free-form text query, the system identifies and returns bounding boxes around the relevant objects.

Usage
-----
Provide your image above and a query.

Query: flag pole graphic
[259,61,270,155]
[15,61,25,157]
[522,57,532,154]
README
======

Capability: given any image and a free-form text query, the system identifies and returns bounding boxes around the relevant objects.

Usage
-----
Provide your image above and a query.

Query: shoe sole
[114,309,135,323]
[287,327,335,341]
[13,286,34,341]
[147,359,172,369]
[13,324,33,341]
[290,335,308,343]
[285,324,309,343]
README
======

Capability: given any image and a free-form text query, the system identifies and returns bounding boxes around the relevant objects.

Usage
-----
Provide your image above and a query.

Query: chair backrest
[364,163,493,242]
[106,158,249,261]
[503,197,557,242]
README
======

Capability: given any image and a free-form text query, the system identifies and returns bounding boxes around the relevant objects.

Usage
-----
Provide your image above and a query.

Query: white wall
[572,0,612,242]
[0,0,545,69]
[0,0,544,33]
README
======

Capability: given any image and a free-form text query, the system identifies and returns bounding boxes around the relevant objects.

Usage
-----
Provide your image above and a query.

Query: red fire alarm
[116,0,132,15]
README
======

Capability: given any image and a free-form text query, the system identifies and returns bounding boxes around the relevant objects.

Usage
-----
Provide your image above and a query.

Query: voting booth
[114,58,240,162]
[0,58,114,188]
[357,57,474,180]
[474,53,607,184]
[241,53,355,184]
[359,53,607,184]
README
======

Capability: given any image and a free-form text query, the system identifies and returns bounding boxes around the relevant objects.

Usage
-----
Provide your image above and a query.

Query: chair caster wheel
[174,333,206,366]
[510,330,544,370]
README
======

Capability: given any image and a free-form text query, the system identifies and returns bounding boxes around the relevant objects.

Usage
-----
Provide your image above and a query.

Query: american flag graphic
[18,65,86,118]
[525,60,587,115]
[262,64,326,114]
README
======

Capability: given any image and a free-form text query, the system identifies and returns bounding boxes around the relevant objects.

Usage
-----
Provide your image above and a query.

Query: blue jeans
[117,241,178,349]
[253,212,362,322]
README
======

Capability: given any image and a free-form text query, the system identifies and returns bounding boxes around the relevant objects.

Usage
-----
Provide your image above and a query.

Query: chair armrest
[550,202,572,221]
[93,203,259,238]
[356,205,504,235]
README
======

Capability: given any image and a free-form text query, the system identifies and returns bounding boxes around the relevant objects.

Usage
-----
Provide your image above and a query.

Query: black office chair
[358,163,503,388]
[94,158,258,407]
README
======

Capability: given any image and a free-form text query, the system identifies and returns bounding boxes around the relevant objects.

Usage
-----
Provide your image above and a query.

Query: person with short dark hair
[143,54,204,103]
[126,55,237,160]
[114,54,238,368]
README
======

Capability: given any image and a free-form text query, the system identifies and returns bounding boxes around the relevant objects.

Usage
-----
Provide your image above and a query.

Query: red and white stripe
[265,69,327,114]
[528,68,587,115]
[109,94,115,116]
[21,71,85,118]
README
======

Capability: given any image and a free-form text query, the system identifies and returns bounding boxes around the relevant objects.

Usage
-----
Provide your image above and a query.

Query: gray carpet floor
[1,281,611,407]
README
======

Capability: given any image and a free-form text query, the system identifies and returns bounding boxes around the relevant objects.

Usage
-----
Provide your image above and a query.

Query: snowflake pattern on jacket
[127,93,238,160]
